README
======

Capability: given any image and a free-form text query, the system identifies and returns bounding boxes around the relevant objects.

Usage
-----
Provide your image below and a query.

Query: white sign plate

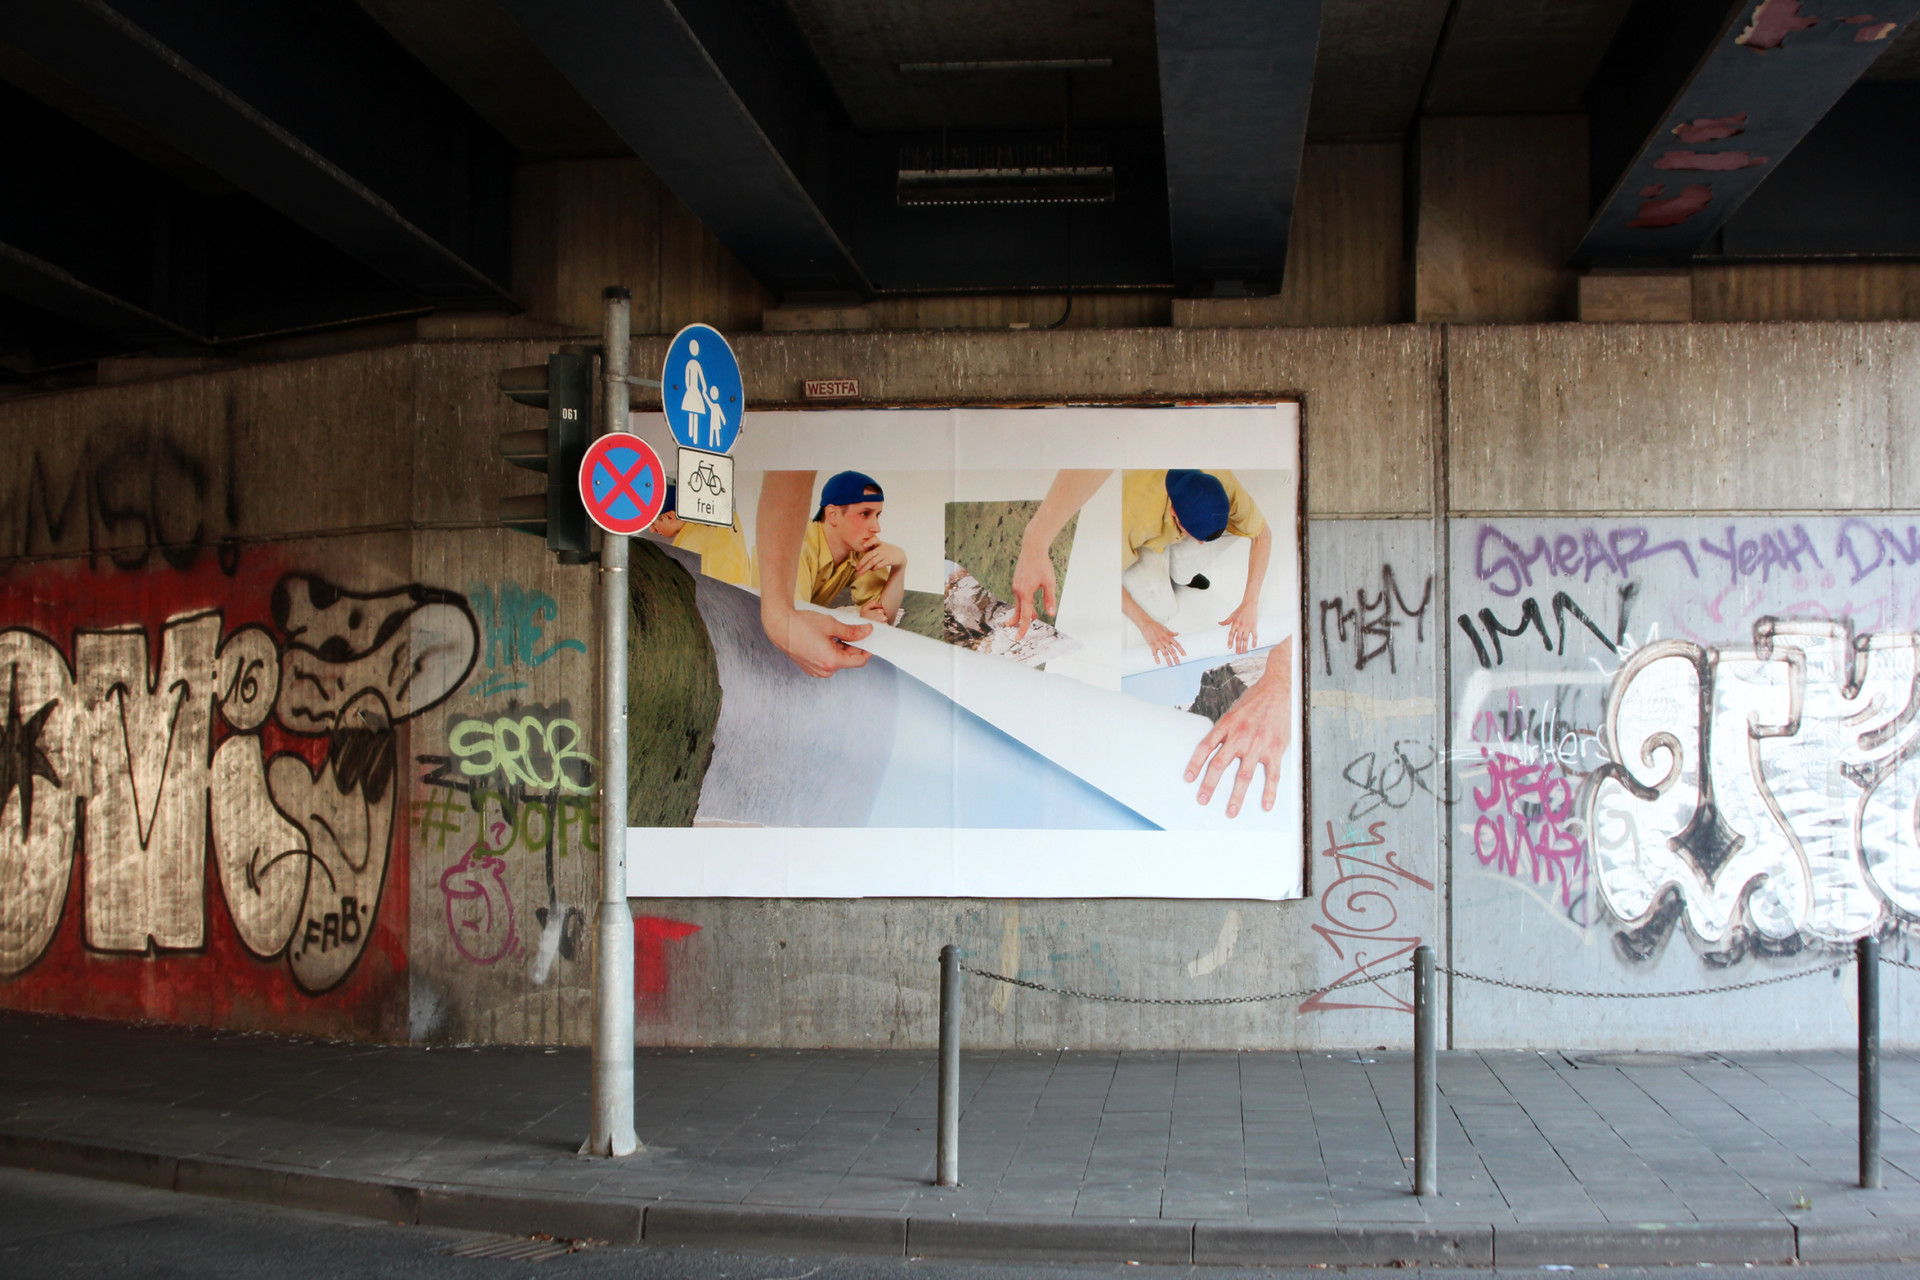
[674,446,734,527]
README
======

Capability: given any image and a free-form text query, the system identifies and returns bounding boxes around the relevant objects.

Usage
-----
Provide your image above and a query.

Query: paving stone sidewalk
[3,1012,1919,1262]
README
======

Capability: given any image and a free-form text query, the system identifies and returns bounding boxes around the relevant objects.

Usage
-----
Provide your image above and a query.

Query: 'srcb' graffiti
[1587,618,1920,953]
[0,574,478,992]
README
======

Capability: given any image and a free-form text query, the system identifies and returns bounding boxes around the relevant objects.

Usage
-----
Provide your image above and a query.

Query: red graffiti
[1737,0,1821,49]
[1301,821,1431,1014]
[0,555,408,1040]
[1629,183,1714,228]
[1672,112,1747,143]
[634,915,700,1003]
[1655,151,1768,171]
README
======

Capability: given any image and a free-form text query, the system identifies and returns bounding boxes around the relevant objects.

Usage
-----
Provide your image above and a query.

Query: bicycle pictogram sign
[578,432,665,535]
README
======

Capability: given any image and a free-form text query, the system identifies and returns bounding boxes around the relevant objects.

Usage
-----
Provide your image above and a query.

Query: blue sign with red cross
[578,432,665,535]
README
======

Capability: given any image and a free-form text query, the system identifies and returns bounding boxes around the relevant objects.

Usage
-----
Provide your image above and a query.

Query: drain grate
[1569,1051,1718,1068]
[436,1233,596,1261]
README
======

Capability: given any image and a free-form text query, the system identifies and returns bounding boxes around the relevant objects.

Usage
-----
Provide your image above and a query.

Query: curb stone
[0,1127,1891,1268]
[1196,1224,1494,1267]
[420,1189,643,1243]
[1494,1221,1797,1266]
[908,1216,1192,1263]
[643,1204,907,1255]
[1795,1223,1920,1262]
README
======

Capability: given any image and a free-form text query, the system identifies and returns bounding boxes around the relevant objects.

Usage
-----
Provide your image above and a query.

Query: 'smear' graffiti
[0,574,477,993]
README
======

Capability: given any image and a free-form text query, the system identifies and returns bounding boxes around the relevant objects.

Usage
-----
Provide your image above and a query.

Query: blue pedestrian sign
[663,323,744,454]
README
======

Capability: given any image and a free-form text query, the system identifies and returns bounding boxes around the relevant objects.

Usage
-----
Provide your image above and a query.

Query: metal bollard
[1859,935,1881,1189]
[937,944,961,1187]
[1413,944,1437,1197]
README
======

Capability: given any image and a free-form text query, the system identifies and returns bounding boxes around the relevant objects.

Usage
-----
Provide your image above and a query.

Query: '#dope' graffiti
[0,566,478,995]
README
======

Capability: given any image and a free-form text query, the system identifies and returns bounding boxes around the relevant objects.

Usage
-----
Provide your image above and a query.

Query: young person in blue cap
[1118,468,1271,667]
[649,484,758,587]
[794,470,907,624]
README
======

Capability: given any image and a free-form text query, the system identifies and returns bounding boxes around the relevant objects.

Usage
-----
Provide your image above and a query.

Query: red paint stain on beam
[1629,183,1714,228]
[1655,150,1769,171]
[634,915,700,1002]
[1737,0,1821,49]
[1673,113,1747,143]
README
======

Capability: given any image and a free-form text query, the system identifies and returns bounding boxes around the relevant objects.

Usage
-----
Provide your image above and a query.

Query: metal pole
[589,286,638,1158]
[1859,935,1880,1189]
[1413,944,1437,1197]
[937,944,960,1186]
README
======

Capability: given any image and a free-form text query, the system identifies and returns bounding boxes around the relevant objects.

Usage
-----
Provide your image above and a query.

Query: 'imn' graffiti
[0,574,478,993]
[1587,618,1920,952]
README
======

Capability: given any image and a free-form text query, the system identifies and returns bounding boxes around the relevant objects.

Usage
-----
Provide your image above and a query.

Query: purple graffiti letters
[1696,523,1820,588]
[1474,523,1697,598]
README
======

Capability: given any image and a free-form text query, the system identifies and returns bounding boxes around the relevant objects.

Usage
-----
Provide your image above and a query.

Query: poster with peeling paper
[624,404,1303,899]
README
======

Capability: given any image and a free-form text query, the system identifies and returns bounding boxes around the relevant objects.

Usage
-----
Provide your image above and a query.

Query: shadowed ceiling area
[0,0,1914,377]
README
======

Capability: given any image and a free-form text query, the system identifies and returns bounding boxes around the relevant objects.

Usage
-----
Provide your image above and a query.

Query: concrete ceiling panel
[781,0,1160,130]
[1423,0,1638,114]
[1306,0,1451,139]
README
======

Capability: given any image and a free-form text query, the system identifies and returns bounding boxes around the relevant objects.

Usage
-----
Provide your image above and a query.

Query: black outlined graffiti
[1317,565,1432,676]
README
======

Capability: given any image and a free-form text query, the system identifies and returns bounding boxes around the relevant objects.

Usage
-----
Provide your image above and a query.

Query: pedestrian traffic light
[497,346,592,561]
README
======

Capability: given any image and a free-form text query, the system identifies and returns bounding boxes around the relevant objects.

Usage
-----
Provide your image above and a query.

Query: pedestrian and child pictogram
[663,323,744,454]
[578,432,665,535]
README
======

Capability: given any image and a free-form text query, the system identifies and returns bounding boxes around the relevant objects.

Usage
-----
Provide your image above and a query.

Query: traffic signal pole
[589,286,638,1158]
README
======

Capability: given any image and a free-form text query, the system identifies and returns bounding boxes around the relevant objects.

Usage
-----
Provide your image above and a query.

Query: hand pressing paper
[943,561,1083,667]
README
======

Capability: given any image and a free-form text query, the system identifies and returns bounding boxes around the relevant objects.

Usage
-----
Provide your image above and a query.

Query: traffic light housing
[497,347,592,560]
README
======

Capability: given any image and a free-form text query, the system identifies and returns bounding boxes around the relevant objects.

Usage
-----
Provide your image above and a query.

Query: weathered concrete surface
[0,323,1918,1052]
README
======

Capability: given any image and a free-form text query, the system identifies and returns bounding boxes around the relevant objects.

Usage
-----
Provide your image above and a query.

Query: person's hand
[1219,598,1259,654]
[760,602,872,677]
[855,541,905,578]
[858,599,893,625]
[1137,615,1186,666]
[1185,648,1291,817]
[1010,536,1057,638]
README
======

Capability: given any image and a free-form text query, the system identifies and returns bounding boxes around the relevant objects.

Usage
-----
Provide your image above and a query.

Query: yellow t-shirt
[1120,469,1266,568]
[672,515,757,588]
[796,520,889,608]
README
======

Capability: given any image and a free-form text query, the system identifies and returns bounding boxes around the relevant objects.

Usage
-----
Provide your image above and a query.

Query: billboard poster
[624,404,1303,899]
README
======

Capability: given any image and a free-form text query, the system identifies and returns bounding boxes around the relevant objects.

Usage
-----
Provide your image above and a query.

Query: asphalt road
[0,1165,1912,1280]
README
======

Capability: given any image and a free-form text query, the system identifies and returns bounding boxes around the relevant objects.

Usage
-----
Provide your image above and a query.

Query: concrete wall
[0,321,1915,1051]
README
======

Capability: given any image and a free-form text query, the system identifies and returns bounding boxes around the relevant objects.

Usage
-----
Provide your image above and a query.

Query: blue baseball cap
[1166,470,1229,541]
[814,470,884,520]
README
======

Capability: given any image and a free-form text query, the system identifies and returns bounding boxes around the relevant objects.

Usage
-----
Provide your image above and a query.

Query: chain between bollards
[937,944,960,1187]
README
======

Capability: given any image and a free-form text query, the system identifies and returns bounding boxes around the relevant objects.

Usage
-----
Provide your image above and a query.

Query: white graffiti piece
[0,575,479,994]
[1586,620,1920,946]
[0,632,76,974]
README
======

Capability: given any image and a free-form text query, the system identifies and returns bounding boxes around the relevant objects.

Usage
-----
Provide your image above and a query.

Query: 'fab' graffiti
[0,573,478,993]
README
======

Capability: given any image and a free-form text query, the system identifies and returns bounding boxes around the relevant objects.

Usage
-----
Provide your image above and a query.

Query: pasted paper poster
[623,404,1303,899]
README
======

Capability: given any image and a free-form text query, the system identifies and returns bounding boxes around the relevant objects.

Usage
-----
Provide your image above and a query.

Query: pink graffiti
[440,842,517,965]
[1473,749,1589,917]
[1301,821,1432,1014]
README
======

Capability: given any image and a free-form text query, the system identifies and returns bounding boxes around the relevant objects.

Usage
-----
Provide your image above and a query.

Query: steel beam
[497,0,869,299]
[0,0,514,306]
[1578,0,1920,265]
[1154,0,1324,297]
[0,242,202,347]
